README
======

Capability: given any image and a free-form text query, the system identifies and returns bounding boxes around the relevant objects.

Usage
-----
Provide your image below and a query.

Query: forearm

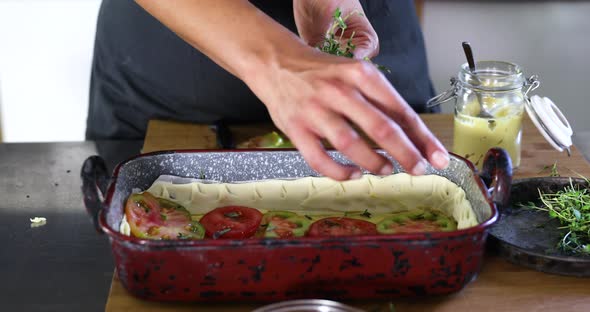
[134,0,309,82]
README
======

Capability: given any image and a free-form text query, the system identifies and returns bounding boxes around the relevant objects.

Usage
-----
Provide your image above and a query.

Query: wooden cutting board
[106,114,590,311]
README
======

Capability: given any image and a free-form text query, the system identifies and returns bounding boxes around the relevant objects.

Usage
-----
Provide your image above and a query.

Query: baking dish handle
[81,155,110,233]
[479,148,513,210]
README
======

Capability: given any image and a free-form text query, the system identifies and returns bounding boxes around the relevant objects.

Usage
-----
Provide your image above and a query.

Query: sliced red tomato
[124,192,204,240]
[259,211,312,238]
[307,217,378,237]
[200,206,263,239]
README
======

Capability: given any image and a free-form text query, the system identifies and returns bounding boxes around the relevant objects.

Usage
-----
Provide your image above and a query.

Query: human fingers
[318,81,427,176]
[353,46,378,60]
[286,122,361,181]
[392,108,449,169]
[303,102,392,175]
[339,62,449,169]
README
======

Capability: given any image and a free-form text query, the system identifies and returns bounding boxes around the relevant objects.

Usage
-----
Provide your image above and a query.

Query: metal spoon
[462,42,493,118]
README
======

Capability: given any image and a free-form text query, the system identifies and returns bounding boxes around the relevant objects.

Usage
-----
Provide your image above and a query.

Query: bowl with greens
[489,174,590,277]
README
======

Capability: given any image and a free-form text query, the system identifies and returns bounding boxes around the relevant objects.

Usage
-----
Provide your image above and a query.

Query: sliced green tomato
[259,211,312,238]
[377,210,457,234]
[158,197,186,211]
[181,222,206,239]
[344,210,388,224]
[124,192,204,240]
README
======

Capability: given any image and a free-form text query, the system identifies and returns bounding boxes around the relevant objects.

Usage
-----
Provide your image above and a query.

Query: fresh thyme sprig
[318,8,358,57]
[538,161,560,177]
[318,8,390,73]
[526,177,590,255]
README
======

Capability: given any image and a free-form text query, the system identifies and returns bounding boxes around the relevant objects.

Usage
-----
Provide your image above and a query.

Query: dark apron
[86,0,436,140]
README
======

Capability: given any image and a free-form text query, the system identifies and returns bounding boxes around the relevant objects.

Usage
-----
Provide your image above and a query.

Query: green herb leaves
[318,8,356,57]
[318,8,390,73]
[539,162,560,177]
[527,177,590,255]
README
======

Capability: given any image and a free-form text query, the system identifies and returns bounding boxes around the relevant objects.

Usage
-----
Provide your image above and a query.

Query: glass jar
[429,61,539,169]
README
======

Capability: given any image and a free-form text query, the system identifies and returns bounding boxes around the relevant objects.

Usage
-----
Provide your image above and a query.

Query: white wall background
[0,0,100,142]
[0,1,588,145]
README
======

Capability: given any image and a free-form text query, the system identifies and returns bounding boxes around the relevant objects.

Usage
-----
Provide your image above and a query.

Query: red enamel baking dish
[81,148,511,302]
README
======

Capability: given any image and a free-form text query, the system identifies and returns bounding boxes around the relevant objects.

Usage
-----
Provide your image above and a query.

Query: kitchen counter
[1,124,589,311]
[0,141,142,312]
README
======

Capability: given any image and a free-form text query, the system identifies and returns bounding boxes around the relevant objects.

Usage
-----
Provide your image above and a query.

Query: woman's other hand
[294,0,379,59]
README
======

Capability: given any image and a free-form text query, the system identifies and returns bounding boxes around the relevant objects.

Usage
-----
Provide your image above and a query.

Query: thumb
[351,38,379,59]
[353,46,378,60]
[353,47,379,60]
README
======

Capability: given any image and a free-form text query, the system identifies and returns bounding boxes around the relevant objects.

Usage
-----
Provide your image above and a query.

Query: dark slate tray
[489,177,590,277]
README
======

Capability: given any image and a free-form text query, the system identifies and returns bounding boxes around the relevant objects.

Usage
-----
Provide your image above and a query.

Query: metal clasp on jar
[426,77,460,109]
[524,75,540,97]
[427,75,541,109]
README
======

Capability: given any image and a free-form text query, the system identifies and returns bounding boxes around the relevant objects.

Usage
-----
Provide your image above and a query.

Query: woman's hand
[294,0,379,59]
[240,1,449,180]
[246,47,449,181]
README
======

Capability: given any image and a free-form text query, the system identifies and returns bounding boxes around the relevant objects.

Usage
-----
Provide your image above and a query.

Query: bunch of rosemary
[527,177,590,255]
[317,8,390,73]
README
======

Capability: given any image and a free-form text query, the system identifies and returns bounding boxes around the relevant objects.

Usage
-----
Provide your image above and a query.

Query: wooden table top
[106,114,590,312]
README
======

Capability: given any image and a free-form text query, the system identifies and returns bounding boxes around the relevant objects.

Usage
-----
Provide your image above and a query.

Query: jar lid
[525,95,573,155]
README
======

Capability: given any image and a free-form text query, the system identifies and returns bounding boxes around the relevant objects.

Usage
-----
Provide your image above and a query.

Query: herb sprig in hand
[318,8,390,73]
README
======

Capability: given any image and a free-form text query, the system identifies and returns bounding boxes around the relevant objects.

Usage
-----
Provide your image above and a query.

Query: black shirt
[86,0,436,140]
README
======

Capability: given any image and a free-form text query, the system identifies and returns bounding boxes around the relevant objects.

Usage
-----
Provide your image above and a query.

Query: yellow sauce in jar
[453,101,523,169]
